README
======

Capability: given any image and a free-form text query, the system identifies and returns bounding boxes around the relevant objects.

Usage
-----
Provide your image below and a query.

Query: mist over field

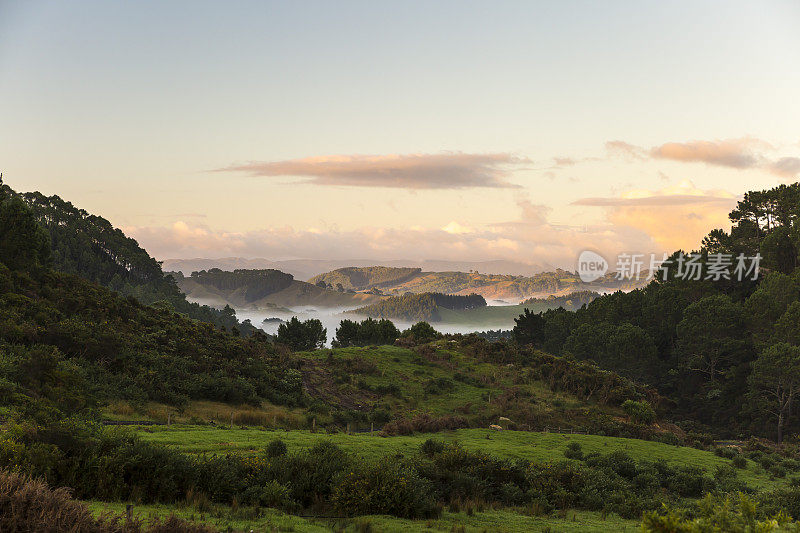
[236,303,514,343]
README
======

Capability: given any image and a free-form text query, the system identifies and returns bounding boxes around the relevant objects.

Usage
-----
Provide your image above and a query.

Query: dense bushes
[0,421,770,522]
[399,322,442,345]
[275,317,326,351]
[0,265,303,420]
[352,292,486,322]
[0,469,215,533]
[622,400,656,425]
[332,318,400,347]
[643,493,796,532]
[381,413,469,436]
[331,458,438,518]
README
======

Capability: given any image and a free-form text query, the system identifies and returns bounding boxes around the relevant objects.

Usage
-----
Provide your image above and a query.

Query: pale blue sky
[0,1,798,265]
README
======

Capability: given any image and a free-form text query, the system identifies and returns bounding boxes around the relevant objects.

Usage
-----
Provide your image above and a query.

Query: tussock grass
[0,469,214,532]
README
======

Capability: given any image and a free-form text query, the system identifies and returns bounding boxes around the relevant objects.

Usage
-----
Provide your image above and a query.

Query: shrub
[714,447,737,459]
[0,469,215,532]
[770,464,787,479]
[622,400,656,425]
[332,458,439,518]
[420,439,446,456]
[644,493,793,532]
[423,377,455,395]
[265,438,288,458]
[564,442,583,460]
[732,456,748,469]
[381,413,468,436]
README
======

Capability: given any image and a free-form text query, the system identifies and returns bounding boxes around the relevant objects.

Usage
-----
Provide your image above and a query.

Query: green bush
[332,458,438,518]
[265,438,288,458]
[564,442,583,460]
[770,464,787,479]
[732,456,748,469]
[622,400,656,425]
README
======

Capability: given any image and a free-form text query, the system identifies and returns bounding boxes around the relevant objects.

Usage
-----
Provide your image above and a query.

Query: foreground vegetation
[6,178,800,531]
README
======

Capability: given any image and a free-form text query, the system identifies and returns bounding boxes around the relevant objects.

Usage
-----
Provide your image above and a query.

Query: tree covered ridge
[352,292,487,322]
[0,183,302,423]
[309,266,422,290]
[1,181,255,333]
[182,268,295,301]
[513,181,800,442]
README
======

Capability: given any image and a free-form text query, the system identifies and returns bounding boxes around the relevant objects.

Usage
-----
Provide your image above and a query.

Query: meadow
[136,426,779,490]
[88,501,638,532]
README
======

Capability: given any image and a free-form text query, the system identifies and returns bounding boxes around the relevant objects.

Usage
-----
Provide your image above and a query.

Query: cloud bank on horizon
[124,136,798,269]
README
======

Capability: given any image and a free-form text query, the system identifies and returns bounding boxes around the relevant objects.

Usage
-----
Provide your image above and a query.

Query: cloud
[126,201,658,270]
[769,157,800,178]
[216,152,529,189]
[650,138,765,169]
[607,137,800,180]
[574,181,738,252]
[605,140,648,160]
[573,194,735,207]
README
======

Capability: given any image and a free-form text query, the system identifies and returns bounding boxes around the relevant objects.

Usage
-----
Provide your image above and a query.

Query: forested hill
[0,183,302,423]
[309,266,422,290]
[174,268,381,308]
[1,182,255,333]
[512,182,800,442]
[351,292,487,322]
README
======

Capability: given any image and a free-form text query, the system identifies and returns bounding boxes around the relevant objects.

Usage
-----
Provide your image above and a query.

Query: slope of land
[313,266,648,302]
[174,269,381,309]
[5,184,255,333]
[349,292,487,322]
[349,291,597,323]
[164,258,547,280]
[308,266,422,290]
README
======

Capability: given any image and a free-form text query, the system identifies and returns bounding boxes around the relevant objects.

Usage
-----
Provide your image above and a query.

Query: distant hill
[351,292,487,322]
[309,266,422,290]
[352,290,600,325]
[174,268,381,309]
[162,258,548,280]
[311,266,647,303]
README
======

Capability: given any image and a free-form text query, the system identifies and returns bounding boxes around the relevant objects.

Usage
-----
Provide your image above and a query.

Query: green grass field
[88,500,638,532]
[135,426,781,491]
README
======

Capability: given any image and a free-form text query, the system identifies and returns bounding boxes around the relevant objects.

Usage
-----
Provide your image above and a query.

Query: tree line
[513,182,800,442]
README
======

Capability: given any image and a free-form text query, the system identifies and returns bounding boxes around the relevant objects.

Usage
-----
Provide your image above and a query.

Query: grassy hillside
[104,339,658,442]
[137,427,779,489]
[88,501,637,532]
[309,266,648,302]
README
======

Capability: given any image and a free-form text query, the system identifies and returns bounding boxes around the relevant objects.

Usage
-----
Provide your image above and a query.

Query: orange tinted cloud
[216,152,529,189]
[650,138,766,169]
[575,181,738,252]
[607,137,800,180]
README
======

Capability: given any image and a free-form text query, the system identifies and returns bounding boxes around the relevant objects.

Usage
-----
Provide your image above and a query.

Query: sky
[1,0,799,269]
